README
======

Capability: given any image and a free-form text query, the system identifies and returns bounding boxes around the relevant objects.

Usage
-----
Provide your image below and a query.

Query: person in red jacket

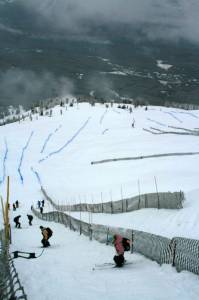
[113,234,130,267]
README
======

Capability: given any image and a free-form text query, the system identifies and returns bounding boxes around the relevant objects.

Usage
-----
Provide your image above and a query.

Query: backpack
[122,238,130,251]
[46,227,53,238]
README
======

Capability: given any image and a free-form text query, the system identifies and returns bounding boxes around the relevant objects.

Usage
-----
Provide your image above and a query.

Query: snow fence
[32,208,199,276]
[0,230,27,300]
[41,186,184,213]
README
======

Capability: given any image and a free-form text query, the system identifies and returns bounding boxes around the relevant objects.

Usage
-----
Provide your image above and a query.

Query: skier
[113,234,131,267]
[27,214,33,225]
[37,200,41,209]
[15,200,19,208]
[14,215,21,228]
[13,203,16,211]
[41,199,45,207]
[40,206,43,214]
[40,226,53,247]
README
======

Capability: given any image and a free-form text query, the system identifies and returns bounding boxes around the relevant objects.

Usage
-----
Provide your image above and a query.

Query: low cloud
[0,23,23,35]
[19,0,199,44]
[0,69,74,108]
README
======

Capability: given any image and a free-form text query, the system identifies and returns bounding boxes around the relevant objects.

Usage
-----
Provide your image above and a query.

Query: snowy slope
[1,102,199,299]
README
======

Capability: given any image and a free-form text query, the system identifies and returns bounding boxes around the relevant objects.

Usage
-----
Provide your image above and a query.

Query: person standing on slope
[27,214,33,225]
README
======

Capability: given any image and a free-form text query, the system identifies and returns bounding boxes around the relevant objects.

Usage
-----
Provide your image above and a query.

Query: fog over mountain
[1,0,199,43]
[0,0,199,111]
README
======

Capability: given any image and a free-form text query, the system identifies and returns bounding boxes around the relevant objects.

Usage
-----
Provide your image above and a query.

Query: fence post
[106,227,110,245]
[154,176,160,209]
[171,239,177,267]
[89,224,93,241]
[80,220,82,235]
[121,185,124,212]
[58,201,60,222]
[145,194,148,208]
[101,192,103,213]
[179,190,183,208]
[109,190,113,214]
[138,179,141,209]
[131,230,134,253]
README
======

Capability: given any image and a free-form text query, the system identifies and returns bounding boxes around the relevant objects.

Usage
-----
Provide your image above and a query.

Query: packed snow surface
[1,102,199,299]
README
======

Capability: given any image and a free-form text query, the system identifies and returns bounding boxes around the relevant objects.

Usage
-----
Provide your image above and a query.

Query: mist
[19,0,199,44]
[0,69,73,109]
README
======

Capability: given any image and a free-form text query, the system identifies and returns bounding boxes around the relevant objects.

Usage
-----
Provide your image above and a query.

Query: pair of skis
[92,261,133,270]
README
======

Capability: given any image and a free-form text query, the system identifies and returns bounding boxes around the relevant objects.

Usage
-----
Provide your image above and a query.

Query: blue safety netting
[39,117,91,163]
[18,131,34,184]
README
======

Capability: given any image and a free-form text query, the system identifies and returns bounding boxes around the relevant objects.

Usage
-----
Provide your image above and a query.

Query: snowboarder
[14,215,21,228]
[113,234,131,267]
[40,226,53,247]
[27,214,33,225]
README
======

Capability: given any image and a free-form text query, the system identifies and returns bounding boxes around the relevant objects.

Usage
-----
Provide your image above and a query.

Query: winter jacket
[41,228,49,240]
[14,216,21,222]
[114,234,124,255]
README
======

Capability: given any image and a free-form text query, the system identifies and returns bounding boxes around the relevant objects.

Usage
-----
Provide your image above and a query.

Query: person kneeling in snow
[40,226,53,247]
[113,234,131,267]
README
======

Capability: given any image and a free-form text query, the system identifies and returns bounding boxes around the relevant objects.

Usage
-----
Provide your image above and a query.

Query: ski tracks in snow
[38,117,91,163]
[99,109,108,124]
[40,125,62,154]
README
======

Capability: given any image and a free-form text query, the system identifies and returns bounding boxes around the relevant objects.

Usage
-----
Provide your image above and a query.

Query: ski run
[1,101,199,299]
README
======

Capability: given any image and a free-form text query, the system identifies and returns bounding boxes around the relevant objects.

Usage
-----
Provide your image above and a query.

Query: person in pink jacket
[113,234,130,267]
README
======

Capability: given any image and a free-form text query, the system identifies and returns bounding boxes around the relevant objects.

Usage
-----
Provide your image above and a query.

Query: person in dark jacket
[15,200,19,208]
[27,214,33,225]
[40,226,53,247]
[14,215,21,228]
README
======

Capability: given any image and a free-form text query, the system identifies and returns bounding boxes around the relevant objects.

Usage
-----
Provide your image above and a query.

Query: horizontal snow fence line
[41,186,184,213]
[0,230,27,300]
[91,152,199,164]
[32,208,199,276]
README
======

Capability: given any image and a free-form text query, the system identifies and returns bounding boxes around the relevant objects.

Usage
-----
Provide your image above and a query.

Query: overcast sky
[18,0,199,43]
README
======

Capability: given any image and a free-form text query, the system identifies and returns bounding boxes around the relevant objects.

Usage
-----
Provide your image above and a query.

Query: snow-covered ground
[1,102,199,299]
